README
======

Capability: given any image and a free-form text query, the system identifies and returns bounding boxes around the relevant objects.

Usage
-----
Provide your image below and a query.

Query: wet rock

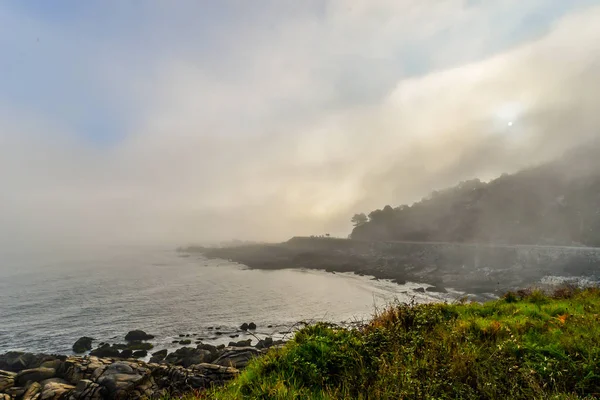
[132,350,147,358]
[213,347,261,369]
[126,342,153,351]
[72,337,94,354]
[239,323,249,331]
[178,334,185,337]
[196,344,218,356]
[216,344,225,350]
[89,345,120,358]
[149,350,168,363]
[413,287,426,293]
[179,340,191,345]
[248,322,257,330]
[426,286,448,293]
[124,330,154,341]
[119,349,133,359]
[229,334,239,338]
[267,325,273,328]
[228,339,252,348]
[215,332,223,336]
[16,368,56,386]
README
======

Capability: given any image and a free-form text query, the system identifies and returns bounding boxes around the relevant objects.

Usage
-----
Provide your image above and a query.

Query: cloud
[1,1,600,248]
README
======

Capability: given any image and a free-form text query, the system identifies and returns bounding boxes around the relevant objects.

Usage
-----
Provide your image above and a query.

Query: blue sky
[1,1,600,246]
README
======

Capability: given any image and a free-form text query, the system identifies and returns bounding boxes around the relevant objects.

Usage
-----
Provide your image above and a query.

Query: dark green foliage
[351,143,600,246]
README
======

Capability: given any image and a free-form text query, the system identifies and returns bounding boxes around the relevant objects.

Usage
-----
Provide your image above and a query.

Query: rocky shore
[0,329,286,399]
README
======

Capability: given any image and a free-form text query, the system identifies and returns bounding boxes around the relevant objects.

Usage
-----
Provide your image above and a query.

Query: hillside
[351,142,600,247]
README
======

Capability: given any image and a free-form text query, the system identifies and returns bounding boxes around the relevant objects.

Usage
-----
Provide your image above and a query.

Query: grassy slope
[197,288,600,399]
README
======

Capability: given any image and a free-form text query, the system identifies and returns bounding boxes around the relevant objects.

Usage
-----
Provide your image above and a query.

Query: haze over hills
[351,142,600,246]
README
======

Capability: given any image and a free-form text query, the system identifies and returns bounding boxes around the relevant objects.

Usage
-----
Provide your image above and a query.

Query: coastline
[187,237,600,295]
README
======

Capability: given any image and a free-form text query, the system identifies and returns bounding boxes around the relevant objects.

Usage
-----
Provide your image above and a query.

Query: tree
[351,213,368,227]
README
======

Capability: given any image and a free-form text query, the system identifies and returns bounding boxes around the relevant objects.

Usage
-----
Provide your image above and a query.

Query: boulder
[132,350,147,358]
[89,345,120,358]
[255,337,274,349]
[239,323,249,331]
[124,330,154,341]
[39,379,75,400]
[70,379,104,400]
[426,286,448,293]
[164,347,211,368]
[4,386,26,398]
[149,350,168,363]
[213,347,261,369]
[0,352,55,372]
[22,381,42,400]
[179,340,191,345]
[189,363,239,385]
[228,339,252,348]
[119,349,133,359]
[126,342,153,351]
[413,287,426,293]
[0,370,16,391]
[16,368,56,386]
[248,322,257,330]
[72,337,94,354]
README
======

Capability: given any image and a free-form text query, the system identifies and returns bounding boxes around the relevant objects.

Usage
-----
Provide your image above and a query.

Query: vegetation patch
[179,287,600,399]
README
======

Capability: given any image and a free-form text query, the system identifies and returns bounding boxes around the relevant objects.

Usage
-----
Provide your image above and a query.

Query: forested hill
[351,142,600,246]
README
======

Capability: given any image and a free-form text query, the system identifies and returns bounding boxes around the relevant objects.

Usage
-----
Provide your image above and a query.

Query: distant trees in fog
[350,144,600,247]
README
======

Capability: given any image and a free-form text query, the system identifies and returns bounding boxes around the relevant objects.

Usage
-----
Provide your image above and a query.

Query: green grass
[190,287,600,399]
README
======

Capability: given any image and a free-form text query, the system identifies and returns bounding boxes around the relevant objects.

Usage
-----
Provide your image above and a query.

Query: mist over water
[0,246,454,355]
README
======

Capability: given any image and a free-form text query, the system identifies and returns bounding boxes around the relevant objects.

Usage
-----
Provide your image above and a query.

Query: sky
[1,0,600,248]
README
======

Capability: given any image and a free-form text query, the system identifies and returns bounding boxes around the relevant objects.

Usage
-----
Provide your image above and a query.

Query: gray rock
[255,337,274,349]
[228,339,252,347]
[413,287,426,293]
[16,367,56,386]
[213,347,261,369]
[124,330,154,341]
[164,347,211,368]
[72,337,94,354]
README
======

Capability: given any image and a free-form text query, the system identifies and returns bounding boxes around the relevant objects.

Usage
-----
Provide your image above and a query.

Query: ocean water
[0,246,457,355]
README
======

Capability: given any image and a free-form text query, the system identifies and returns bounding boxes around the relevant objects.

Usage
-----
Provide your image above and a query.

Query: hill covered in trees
[351,142,600,246]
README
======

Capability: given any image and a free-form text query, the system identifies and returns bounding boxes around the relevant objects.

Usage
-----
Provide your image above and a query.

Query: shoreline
[186,237,600,295]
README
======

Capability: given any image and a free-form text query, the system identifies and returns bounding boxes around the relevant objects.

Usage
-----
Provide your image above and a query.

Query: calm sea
[0,246,457,355]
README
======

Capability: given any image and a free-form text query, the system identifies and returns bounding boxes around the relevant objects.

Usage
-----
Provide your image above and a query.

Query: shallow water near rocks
[0,245,459,355]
